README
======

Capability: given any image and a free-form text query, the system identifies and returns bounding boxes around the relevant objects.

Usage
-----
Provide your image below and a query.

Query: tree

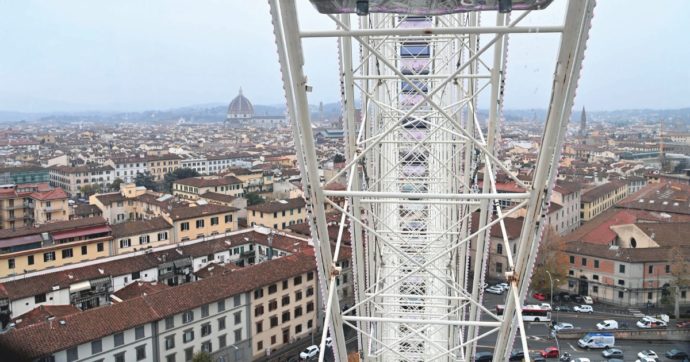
[191,351,212,362]
[246,192,265,206]
[78,184,102,198]
[109,177,124,191]
[669,246,690,317]
[333,153,346,163]
[163,168,200,193]
[531,226,568,296]
[134,171,158,191]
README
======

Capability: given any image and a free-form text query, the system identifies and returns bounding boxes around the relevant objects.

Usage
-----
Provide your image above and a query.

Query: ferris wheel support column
[492,1,596,361]
[269,1,348,361]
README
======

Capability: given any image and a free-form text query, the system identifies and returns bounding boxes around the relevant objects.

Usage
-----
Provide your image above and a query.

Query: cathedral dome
[227,88,254,119]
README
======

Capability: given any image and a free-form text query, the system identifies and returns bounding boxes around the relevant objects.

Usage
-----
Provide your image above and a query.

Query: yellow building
[165,204,239,242]
[247,198,306,230]
[580,181,628,222]
[223,168,273,194]
[110,216,173,254]
[31,188,70,225]
[0,183,69,230]
[172,175,243,200]
[145,154,182,181]
[0,217,112,277]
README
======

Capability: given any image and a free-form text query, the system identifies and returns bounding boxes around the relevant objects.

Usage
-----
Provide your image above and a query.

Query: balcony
[43,206,60,213]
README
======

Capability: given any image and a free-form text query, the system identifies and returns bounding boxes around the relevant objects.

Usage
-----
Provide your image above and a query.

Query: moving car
[485,286,504,295]
[602,348,624,359]
[533,293,547,301]
[496,282,509,291]
[571,359,591,362]
[539,303,552,310]
[574,305,593,313]
[572,294,585,303]
[325,337,333,348]
[676,320,690,328]
[583,296,594,304]
[636,316,667,329]
[596,320,619,330]
[540,346,560,358]
[555,305,572,312]
[553,322,574,331]
[475,352,493,361]
[666,349,689,359]
[508,350,524,361]
[577,332,615,349]
[635,358,657,362]
[300,345,320,360]
[637,350,659,360]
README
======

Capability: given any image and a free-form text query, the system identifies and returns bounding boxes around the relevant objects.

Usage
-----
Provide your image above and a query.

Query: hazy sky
[0,0,688,112]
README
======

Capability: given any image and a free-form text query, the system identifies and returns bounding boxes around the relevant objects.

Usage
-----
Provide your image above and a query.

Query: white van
[583,296,593,304]
[596,320,618,330]
[577,332,615,349]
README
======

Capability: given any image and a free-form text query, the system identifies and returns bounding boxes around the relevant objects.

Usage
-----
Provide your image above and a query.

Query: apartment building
[181,153,254,175]
[223,169,273,194]
[111,217,173,254]
[0,183,69,230]
[31,188,70,225]
[468,213,523,280]
[0,253,317,362]
[166,204,239,242]
[580,181,628,223]
[49,164,116,197]
[0,165,50,184]
[0,217,112,278]
[145,154,182,181]
[106,156,148,183]
[564,222,690,307]
[549,180,581,235]
[173,176,244,200]
[247,198,306,230]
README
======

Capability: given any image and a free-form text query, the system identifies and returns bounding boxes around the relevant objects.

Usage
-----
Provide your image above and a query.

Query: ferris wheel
[269,1,595,361]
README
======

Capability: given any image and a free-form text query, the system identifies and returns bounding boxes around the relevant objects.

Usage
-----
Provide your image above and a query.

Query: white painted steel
[269,1,595,361]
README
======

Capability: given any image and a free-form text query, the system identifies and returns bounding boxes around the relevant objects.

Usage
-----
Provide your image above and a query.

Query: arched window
[630,237,637,248]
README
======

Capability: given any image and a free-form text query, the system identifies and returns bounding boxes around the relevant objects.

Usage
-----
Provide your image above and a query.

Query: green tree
[163,168,200,193]
[246,192,265,206]
[134,171,158,191]
[78,184,102,198]
[333,153,346,163]
[191,351,212,362]
[669,246,690,317]
[109,177,125,191]
[531,226,568,296]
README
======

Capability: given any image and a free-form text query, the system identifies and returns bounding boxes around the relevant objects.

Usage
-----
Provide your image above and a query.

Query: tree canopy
[531,226,569,295]
[134,171,158,191]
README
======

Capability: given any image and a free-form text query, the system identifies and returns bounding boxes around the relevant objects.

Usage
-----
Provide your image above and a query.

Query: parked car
[574,305,593,313]
[602,348,624,359]
[496,282,509,291]
[635,358,657,362]
[596,320,619,330]
[553,322,574,331]
[529,354,546,362]
[676,321,690,328]
[533,293,547,301]
[637,350,659,360]
[666,349,689,359]
[300,345,320,360]
[607,359,624,362]
[325,337,333,348]
[540,346,560,358]
[475,352,493,361]
[485,286,504,295]
[508,350,524,361]
[572,359,591,362]
[555,305,573,312]
[572,294,585,303]
[583,296,594,304]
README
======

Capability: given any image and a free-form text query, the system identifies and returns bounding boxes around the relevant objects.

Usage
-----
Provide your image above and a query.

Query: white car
[573,305,593,313]
[583,296,593,304]
[300,345,320,360]
[596,319,618,330]
[637,350,658,360]
[496,282,509,291]
[539,303,552,310]
[553,322,574,331]
[635,358,657,362]
[325,337,333,348]
[485,286,503,294]
[571,359,591,362]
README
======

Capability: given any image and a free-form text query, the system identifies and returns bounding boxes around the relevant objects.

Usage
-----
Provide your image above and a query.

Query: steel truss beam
[269,1,595,361]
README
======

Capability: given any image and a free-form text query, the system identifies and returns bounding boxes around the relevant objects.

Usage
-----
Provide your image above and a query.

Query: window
[619,264,625,273]
[282,311,291,323]
[234,311,241,325]
[496,262,503,274]
[166,354,176,362]
[592,286,598,293]
[666,265,671,273]
[271,335,276,345]
[295,291,303,301]
[257,341,263,351]
[181,222,190,231]
[648,292,654,300]
[269,299,278,311]
[201,323,212,337]
[581,258,587,266]
[254,288,264,299]
[92,339,102,354]
[44,251,56,262]
[569,256,575,264]
[218,316,226,330]
[216,299,226,312]
[256,321,263,333]
[114,332,125,346]
[295,305,304,317]
[306,302,314,313]
[165,316,174,329]
[66,347,78,362]
[80,245,88,255]
[185,348,193,362]
[295,324,302,334]
[234,329,242,342]
[282,294,290,306]
[219,334,227,348]
[594,259,599,268]
[294,276,302,285]
[139,235,150,244]
[211,217,219,225]
[115,352,126,362]
[682,291,687,299]
[268,284,278,294]
[618,279,625,286]
[270,316,278,327]
[27,255,34,265]
[234,295,241,306]
[196,219,205,228]
[496,244,503,255]
[648,265,654,274]
[308,320,313,329]
[136,345,146,361]
[135,326,145,339]
[182,311,194,323]
[183,329,194,343]
[158,231,168,241]
[165,335,175,350]
[201,341,212,353]
[97,243,104,252]
[618,291,624,299]
[120,239,131,248]
[225,214,233,223]
[307,272,314,281]
[201,304,209,317]
[592,274,599,280]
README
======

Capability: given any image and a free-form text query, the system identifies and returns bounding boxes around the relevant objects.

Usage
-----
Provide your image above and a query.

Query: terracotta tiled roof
[110,217,172,238]
[94,192,126,205]
[174,176,242,188]
[11,305,81,329]
[112,281,170,301]
[581,181,626,203]
[246,197,306,213]
[635,222,690,247]
[0,216,108,240]
[565,240,690,263]
[193,262,242,279]
[616,182,690,216]
[200,191,238,204]
[168,204,238,221]
[29,188,68,201]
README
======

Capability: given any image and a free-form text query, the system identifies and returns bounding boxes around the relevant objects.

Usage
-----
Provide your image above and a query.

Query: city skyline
[0,0,688,113]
